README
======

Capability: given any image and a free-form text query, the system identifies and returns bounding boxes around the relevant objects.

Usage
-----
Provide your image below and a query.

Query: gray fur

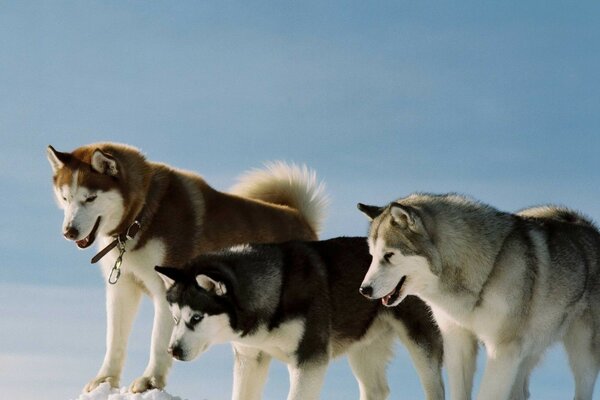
[359,193,600,400]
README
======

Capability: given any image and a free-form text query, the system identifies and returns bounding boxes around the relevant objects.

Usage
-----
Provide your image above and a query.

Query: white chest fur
[96,235,167,296]
[234,319,306,363]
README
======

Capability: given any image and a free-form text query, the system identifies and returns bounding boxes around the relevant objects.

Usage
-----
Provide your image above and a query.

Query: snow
[73,383,187,400]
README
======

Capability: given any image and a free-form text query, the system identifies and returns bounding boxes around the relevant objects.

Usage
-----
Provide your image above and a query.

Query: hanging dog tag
[108,241,126,285]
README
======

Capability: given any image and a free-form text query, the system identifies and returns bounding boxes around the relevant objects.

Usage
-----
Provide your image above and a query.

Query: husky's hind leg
[231,345,272,400]
[85,275,143,392]
[403,338,445,400]
[347,332,393,400]
[564,316,599,400]
[387,314,445,400]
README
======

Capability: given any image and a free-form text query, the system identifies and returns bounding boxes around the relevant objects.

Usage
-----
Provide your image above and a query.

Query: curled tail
[230,161,329,236]
[518,205,596,228]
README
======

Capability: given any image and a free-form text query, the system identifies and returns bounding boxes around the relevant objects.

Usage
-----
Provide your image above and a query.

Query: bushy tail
[230,161,329,236]
[518,205,596,228]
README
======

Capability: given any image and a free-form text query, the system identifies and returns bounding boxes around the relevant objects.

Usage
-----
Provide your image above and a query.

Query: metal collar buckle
[125,220,141,241]
[108,236,126,285]
[90,219,142,285]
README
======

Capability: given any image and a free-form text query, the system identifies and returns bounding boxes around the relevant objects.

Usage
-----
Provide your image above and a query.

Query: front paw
[84,375,119,393]
[129,375,166,393]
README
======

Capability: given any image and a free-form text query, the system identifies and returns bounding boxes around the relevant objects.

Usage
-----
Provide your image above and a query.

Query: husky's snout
[359,285,373,298]
[168,344,185,360]
[63,226,79,240]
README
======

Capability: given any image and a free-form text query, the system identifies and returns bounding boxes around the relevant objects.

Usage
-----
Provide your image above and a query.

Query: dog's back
[517,205,600,320]
[518,205,597,228]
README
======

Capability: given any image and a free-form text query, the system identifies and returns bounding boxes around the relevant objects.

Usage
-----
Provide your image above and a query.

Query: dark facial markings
[383,252,394,263]
[185,315,203,331]
[371,208,423,260]
[163,267,237,334]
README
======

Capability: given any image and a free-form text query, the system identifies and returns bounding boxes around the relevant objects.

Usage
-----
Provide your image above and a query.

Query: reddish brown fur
[52,142,317,267]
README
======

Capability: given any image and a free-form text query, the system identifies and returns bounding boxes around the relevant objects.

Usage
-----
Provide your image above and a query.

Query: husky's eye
[383,252,394,262]
[190,314,203,324]
[86,195,97,203]
[62,196,67,201]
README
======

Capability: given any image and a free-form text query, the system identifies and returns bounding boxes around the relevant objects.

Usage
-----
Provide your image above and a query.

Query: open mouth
[76,217,101,249]
[382,275,407,306]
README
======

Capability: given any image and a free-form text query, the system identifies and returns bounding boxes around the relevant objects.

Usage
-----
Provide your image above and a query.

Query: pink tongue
[382,294,391,306]
[77,237,89,248]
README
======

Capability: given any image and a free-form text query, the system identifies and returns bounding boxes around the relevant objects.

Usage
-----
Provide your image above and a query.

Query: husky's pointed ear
[390,203,423,232]
[91,149,119,177]
[155,266,183,289]
[47,145,70,174]
[357,203,384,220]
[196,274,227,296]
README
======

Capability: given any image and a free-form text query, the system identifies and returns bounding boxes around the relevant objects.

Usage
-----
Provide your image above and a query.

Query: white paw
[129,375,167,393]
[84,375,119,393]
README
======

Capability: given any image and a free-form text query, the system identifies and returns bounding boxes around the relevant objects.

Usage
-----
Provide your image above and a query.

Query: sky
[1,1,599,399]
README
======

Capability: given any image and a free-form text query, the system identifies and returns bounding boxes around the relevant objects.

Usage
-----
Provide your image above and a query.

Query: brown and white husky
[47,142,328,393]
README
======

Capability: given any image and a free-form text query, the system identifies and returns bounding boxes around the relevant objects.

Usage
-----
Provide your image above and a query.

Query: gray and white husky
[156,237,445,400]
[358,194,600,400]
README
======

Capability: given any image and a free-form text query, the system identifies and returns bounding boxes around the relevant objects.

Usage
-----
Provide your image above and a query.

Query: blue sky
[1,1,599,399]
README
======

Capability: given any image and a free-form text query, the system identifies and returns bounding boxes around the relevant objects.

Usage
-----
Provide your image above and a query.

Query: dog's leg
[130,281,174,393]
[401,334,445,400]
[477,342,523,400]
[84,275,143,392]
[564,316,599,400]
[436,317,477,400]
[231,345,272,400]
[508,353,540,400]
[286,361,328,400]
[347,332,393,400]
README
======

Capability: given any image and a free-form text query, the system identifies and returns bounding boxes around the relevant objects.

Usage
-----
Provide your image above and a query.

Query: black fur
[158,237,442,366]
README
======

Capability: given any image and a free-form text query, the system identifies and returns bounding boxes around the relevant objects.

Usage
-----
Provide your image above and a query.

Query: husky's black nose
[169,345,184,360]
[63,227,79,240]
[359,286,373,297]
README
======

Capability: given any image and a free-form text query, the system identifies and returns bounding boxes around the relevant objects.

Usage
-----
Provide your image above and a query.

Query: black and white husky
[156,237,444,400]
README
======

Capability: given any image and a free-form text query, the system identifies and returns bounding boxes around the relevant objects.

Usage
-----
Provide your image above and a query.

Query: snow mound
[73,383,187,400]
